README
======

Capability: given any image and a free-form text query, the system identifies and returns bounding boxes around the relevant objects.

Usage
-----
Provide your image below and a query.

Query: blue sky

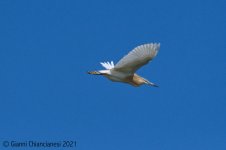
[0,0,225,150]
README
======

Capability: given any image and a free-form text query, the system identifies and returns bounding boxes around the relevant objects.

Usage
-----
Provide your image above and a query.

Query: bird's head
[87,71,102,75]
[87,70,110,75]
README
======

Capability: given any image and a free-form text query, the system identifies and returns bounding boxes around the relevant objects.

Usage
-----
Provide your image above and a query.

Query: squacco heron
[88,43,160,87]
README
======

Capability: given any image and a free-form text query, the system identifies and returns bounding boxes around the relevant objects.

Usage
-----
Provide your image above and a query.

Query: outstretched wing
[100,61,114,69]
[114,43,160,74]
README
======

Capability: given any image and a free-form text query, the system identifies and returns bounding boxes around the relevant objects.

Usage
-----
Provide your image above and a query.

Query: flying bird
[88,43,160,87]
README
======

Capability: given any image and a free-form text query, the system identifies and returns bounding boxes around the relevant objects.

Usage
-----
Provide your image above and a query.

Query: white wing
[114,43,160,74]
[100,61,114,69]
